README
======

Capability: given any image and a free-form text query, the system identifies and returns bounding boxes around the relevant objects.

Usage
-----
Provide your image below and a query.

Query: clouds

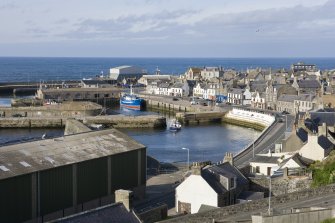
[0,0,334,56]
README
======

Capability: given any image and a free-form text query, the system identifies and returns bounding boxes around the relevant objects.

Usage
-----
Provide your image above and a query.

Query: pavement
[134,164,187,215]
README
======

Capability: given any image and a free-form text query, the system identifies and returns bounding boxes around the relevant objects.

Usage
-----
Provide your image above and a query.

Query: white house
[176,175,218,214]
[193,83,206,98]
[169,82,189,97]
[299,135,333,161]
[157,82,171,96]
[250,154,280,176]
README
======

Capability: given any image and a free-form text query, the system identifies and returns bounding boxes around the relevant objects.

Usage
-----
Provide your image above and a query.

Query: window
[230,178,235,188]
[256,166,260,173]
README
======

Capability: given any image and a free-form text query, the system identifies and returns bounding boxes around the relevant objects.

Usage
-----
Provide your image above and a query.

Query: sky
[0,0,334,57]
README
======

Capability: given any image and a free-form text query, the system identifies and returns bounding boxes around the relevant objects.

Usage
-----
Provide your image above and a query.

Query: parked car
[190,101,196,105]
[202,102,208,106]
[172,97,179,101]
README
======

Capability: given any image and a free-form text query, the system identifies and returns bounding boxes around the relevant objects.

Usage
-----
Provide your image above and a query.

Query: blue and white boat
[120,85,144,111]
[169,120,182,132]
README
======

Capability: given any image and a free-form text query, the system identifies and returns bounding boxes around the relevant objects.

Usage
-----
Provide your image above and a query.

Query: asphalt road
[234,114,295,168]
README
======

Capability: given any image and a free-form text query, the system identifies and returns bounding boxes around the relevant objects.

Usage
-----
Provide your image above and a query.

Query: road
[234,114,295,168]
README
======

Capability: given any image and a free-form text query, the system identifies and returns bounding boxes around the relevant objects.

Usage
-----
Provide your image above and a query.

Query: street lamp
[181,147,189,170]
[268,176,272,216]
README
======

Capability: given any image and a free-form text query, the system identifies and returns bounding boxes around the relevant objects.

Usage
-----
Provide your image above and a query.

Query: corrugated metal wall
[0,174,32,223]
[110,150,139,192]
[0,148,146,222]
[77,157,108,203]
[40,165,73,215]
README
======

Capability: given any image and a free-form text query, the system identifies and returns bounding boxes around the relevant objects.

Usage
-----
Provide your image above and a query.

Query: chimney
[223,152,234,166]
[115,189,133,211]
[318,123,328,137]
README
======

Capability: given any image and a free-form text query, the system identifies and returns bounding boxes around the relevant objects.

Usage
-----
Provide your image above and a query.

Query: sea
[0,57,335,83]
[0,57,333,163]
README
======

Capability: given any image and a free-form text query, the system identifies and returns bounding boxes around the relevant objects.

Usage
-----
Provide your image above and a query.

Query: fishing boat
[120,85,144,111]
[169,120,182,131]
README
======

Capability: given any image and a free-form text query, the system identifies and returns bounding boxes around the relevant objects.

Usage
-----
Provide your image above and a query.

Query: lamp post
[268,176,272,216]
[181,147,189,170]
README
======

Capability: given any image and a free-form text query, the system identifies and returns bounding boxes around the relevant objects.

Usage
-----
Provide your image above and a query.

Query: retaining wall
[83,115,166,128]
[0,117,65,128]
[64,119,92,135]
[163,183,335,223]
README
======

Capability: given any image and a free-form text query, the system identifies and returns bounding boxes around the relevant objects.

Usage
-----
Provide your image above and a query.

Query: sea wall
[0,117,65,128]
[83,115,166,128]
[223,108,276,131]
[64,119,92,135]
[176,111,228,125]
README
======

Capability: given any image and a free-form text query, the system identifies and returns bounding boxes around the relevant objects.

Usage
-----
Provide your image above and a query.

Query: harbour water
[0,57,335,82]
[0,103,258,163]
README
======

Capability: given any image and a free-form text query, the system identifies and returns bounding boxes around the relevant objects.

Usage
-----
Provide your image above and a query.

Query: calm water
[120,122,259,163]
[0,104,258,163]
[0,57,335,83]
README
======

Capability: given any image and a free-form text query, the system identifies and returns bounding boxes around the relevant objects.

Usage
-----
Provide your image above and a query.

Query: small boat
[169,120,182,131]
[120,85,144,111]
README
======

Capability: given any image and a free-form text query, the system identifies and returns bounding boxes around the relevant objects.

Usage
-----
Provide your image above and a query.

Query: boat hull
[120,97,144,111]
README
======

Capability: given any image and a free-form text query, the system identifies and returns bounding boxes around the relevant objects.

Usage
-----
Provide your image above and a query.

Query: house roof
[201,169,227,194]
[277,94,298,102]
[318,135,334,151]
[296,128,308,143]
[49,202,140,223]
[158,82,171,88]
[310,112,335,126]
[279,153,313,169]
[250,155,279,164]
[229,88,244,94]
[298,80,321,89]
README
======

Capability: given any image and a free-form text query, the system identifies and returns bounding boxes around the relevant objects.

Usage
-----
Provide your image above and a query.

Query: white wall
[176,175,218,214]
[299,135,325,161]
[250,162,279,176]
[226,108,275,126]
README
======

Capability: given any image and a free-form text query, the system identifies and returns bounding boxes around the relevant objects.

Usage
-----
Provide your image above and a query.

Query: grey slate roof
[318,135,334,152]
[250,155,279,164]
[229,88,244,94]
[50,202,140,223]
[310,112,335,126]
[172,82,184,88]
[279,153,313,169]
[201,162,249,194]
[298,80,321,89]
[277,95,297,102]
[296,128,308,143]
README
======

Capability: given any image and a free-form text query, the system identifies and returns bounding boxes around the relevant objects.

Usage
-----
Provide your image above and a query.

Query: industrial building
[0,129,146,223]
[109,65,145,81]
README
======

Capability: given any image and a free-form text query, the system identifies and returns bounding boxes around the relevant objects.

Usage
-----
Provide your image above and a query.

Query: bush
[321,218,335,223]
[310,151,335,187]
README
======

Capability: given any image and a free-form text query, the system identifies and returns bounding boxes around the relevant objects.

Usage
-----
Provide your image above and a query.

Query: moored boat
[120,85,144,111]
[169,120,182,131]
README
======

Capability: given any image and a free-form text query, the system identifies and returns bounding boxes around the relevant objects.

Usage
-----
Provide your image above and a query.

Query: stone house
[157,82,171,96]
[175,156,249,214]
[184,67,202,80]
[193,82,207,98]
[169,82,189,97]
[292,78,322,96]
[200,67,224,80]
[251,91,266,110]
[276,94,319,114]
[227,88,251,105]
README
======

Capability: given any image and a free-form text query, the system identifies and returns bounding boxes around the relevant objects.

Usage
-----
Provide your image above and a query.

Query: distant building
[291,62,316,72]
[109,65,144,81]
[184,67,202,80]
[80,79,111,88]
[276,94,319,114]
[200,67,224,80]
[299,135,333,161]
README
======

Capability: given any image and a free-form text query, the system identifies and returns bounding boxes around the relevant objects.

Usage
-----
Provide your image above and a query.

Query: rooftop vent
[19,161,31,167]
[0,165,10,172]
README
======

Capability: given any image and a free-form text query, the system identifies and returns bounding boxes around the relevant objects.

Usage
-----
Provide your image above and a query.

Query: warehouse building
[109,65,145,81]
[0,129,146,223]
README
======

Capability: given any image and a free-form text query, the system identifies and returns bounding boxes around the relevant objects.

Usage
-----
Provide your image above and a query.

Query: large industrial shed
[0,129,146,223]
